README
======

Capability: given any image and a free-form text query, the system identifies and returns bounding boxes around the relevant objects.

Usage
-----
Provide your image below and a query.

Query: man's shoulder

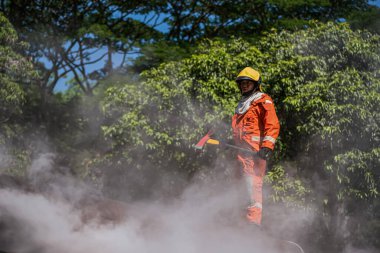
[257,93,274,104]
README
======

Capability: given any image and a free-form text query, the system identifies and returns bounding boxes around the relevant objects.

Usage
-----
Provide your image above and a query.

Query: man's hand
[257,147,273,160]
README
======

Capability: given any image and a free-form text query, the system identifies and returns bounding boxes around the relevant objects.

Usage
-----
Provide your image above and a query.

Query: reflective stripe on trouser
[237,154,266,225]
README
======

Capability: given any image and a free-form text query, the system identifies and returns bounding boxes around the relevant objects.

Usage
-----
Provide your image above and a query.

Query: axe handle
[222,142,258,156]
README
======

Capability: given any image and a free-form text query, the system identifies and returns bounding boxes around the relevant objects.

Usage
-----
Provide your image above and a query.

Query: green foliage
[0,13,36,175]
[326,148,379,200]
[0,13,31,125]
[266,164,310,206]
[1,0,165,94]
[257,22,379,249]
[0,13,33,133]
[158,0,371,41]
[347,6,380,34]
[130,41,191,73]
[265,22,380,200]
[0,13,93,178]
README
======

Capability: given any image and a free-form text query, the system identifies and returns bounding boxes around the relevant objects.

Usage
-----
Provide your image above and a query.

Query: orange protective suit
[232,68,280,226]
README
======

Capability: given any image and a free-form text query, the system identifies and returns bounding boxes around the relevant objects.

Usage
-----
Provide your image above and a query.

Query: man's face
[239,80,255,94]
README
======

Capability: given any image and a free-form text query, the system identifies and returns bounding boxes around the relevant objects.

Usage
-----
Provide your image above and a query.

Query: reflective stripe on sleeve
[248,202,263,209]
[263,136,276,144]
[251,136,261,142]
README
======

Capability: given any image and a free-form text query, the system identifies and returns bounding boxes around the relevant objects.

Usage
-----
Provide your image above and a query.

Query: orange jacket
[232,93,280,151]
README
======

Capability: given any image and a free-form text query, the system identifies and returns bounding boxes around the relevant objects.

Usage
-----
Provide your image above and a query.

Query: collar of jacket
[235,92,264,114]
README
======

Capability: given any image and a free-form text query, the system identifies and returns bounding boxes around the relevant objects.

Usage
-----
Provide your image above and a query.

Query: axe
[194,131,257,156]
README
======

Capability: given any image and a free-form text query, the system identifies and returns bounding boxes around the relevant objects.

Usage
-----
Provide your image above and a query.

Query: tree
[1,0,374,95]
[0,1,165,168]
[261,22,379,251]
[1,0,163,95]
[127,0,375,72]
[0,13,35,175]
[0,12,89,179]
[0,13,32,121]
[347,5,380,34]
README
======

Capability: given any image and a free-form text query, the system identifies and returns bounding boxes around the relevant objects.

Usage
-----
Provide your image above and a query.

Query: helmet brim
[236,76,255,83]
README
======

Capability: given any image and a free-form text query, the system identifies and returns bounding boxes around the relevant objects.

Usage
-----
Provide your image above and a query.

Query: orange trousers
[237,154,267,225]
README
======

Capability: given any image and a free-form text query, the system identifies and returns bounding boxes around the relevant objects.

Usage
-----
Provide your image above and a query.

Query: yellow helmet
[236,67,262,91]
[236,67,261,82]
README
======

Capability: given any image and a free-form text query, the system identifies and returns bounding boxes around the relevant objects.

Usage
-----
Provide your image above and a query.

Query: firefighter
[232,67,280,227]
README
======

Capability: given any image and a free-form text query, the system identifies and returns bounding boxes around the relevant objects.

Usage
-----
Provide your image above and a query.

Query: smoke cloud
[0,152,308,253]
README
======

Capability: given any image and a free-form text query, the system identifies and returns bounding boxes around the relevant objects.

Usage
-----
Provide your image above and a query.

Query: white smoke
[0,146,11,172]
[0,152,299,253]
[343,245,378,253]
[0,186,273,253]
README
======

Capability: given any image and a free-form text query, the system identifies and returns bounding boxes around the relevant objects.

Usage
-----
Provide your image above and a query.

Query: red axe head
[194,129,214,150]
